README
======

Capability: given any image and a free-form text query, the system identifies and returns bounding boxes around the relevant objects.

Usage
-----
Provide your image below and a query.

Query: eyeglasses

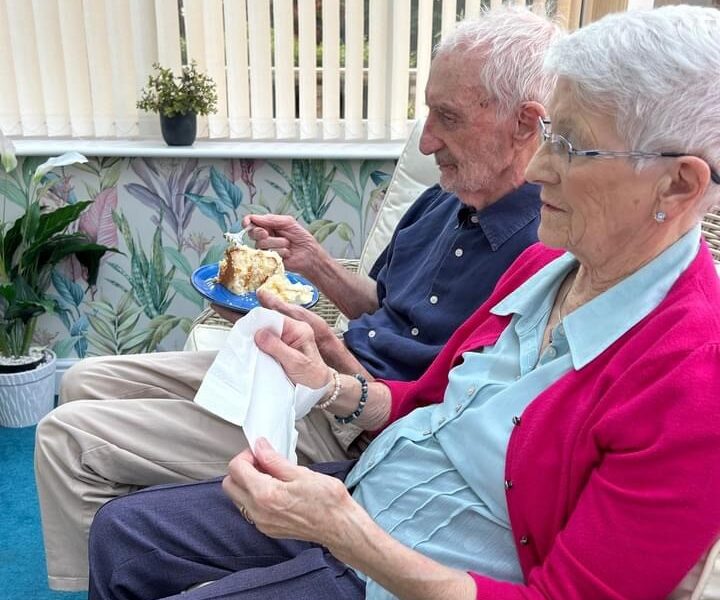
[539,118,720,185]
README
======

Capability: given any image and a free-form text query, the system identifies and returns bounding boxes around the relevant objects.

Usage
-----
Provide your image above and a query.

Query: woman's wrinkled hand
[256,289,337,350]
[255,314,332,390]
[222,438,353,547]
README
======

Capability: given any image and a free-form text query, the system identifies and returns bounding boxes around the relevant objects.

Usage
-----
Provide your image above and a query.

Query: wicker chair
[702,207,720,264]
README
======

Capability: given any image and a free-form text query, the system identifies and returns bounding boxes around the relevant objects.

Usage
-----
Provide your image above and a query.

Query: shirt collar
[457,182,541,252]
[492,225,701,369]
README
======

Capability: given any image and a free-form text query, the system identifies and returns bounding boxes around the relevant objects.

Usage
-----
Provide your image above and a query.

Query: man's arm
[244,214,379,319]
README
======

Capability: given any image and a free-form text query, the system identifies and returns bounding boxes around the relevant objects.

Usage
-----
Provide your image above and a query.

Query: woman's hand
[255,314,332,390]
[242,214,328,278]
[223,439,477,600]
[222,438,355,548]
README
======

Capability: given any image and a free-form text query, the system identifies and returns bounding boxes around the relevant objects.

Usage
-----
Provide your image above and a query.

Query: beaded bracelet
[315,369,341,410]
[334,373,368,425]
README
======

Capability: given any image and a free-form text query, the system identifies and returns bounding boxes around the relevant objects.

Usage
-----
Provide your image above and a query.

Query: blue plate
[190,263,319,313]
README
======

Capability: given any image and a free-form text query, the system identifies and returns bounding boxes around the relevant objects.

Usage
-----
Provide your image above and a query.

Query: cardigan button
[512,416,521,426]
[520,535,529,546]
[504,479,513,490]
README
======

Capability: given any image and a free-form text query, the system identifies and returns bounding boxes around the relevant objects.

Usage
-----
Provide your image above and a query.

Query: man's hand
[222,438,355,549]
[243,214,328,277]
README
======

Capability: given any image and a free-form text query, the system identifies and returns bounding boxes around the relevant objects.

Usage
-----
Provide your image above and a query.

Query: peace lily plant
[0,131,116,369]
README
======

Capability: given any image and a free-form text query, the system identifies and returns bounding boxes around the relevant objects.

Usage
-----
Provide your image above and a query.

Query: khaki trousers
[34,351,366,592]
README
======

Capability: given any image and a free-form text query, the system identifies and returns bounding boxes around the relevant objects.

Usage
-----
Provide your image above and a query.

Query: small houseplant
[137,60,218,146]
[0,132,116,426]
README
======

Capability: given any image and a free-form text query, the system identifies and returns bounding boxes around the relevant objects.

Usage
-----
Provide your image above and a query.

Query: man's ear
[514,101,545,146]
[655,156,712,221]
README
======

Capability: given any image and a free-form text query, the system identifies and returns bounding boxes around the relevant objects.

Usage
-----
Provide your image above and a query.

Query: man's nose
[418,121,443,156]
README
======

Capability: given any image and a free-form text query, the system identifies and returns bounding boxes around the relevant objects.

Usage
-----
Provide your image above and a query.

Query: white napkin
[193,307,329,463]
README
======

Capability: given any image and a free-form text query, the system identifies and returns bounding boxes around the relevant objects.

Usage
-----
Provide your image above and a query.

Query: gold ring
[238,503,254,525]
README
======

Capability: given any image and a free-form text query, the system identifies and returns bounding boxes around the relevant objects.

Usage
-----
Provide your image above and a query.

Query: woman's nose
[525,145,559,186]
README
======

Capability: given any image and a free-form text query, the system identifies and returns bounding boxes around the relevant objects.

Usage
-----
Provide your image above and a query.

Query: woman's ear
[656,156,711,220]
[514,101,545,146]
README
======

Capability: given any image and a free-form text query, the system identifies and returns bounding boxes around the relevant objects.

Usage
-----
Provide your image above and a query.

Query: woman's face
[525,81,664,265]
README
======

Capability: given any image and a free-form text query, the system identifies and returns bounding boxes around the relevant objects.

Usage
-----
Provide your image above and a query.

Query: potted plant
[0,132,117,427]
[137,60,218,146]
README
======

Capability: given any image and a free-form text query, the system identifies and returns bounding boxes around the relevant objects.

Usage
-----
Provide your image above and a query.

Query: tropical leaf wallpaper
[1,156,393,356]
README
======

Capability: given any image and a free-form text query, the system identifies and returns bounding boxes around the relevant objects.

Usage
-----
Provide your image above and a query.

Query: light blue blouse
[347,227,700,600]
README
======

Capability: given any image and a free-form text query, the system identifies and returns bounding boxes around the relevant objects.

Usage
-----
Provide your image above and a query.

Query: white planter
[0,350,57,428]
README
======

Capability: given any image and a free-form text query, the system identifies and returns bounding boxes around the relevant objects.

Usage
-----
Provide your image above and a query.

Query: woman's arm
[254,316,390,431]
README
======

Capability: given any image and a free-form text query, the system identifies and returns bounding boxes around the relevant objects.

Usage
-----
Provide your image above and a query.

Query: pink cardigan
[381,242,720,599]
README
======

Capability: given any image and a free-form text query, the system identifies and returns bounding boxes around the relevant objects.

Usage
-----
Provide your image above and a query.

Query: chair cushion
[357,119,439,277]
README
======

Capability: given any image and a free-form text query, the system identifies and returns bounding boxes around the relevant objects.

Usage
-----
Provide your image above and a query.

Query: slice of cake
[257,273,314,305]
[217,236,284,295]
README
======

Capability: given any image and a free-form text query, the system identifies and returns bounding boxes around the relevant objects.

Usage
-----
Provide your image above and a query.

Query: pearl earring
[655,211,667,223]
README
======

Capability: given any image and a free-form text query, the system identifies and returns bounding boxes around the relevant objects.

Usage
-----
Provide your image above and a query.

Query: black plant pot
[160,112,197,146]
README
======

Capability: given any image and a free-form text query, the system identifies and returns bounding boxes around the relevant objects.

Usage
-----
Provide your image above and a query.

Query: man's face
[419,51,516,203]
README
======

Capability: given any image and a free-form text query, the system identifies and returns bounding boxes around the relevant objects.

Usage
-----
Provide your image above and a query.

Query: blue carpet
[0,425,87,600]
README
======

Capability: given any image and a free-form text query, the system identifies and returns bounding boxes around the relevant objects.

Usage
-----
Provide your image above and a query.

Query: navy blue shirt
[343,183,541,381]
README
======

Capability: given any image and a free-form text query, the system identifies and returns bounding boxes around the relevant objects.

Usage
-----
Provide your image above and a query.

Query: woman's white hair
[544,5,720,209]
[435,7,565,118]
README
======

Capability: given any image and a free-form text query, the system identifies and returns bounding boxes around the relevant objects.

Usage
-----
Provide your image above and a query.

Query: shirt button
[368,330,376,338]
[429,295,438,305]
[466,386,476,397]
[546,346,557,358]
[410,327,419,336]
[455,403,462,413]
[438,417,446,426]
[470,215,479,224]
[368,458,375,467]
[454,248,464,257]
[423,429,432,436]
[519,535,529,546]
[512,416,521,426]
[504,479,514,490]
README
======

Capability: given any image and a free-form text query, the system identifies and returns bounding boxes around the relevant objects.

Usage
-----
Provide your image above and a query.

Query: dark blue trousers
[88,461,365,600]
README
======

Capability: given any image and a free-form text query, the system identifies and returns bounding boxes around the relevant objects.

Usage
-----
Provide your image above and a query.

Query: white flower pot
[0,350,57,428]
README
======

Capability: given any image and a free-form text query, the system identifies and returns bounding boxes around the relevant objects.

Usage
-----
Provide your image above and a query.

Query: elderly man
[35,8,562,592]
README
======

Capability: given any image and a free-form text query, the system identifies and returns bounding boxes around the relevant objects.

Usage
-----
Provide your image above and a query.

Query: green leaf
[185,192,231,232]
[335,222,355,242]
[53,336,82,358]
[329,180,361,210]
[21,157,46,188]
[210,166,243,210]
[334,160,355,185]
[163,246,193,276]
[171,279,204,307]
[201,243,225,266]
[359,160,387,191]
[0,178,27,208]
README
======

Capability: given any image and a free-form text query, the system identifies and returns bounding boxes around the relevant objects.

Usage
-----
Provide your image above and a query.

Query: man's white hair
[435,7,565,118]
[544,5,720,209]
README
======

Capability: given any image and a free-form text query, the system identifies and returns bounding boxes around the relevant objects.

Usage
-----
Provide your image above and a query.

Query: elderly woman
[87,5,720,600]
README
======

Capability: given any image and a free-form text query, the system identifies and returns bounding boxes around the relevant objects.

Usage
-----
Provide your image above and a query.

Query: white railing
[0,0,577,143]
